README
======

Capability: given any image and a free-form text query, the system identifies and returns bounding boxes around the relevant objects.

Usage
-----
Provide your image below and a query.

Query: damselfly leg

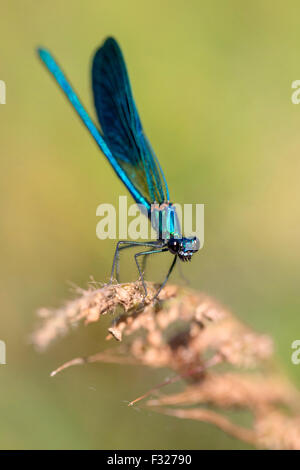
[110,240,162,283]
[134,247,168,299]
[109,240,177,301]
[152,255,177,300]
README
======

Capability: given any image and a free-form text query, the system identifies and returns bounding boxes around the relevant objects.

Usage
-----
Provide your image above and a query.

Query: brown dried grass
[31,281,300,449]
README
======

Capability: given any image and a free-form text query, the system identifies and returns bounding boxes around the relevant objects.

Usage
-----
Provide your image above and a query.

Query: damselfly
[38,37,200,299]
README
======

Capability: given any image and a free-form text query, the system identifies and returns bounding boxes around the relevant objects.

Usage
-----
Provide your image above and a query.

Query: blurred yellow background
[1,0,300,449]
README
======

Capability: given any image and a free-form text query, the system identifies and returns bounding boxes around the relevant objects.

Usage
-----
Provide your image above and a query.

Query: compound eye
[168,239,179,254]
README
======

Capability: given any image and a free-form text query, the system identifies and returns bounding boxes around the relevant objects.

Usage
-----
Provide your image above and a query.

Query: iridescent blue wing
[92,37,169,205]
[37,48,151,209]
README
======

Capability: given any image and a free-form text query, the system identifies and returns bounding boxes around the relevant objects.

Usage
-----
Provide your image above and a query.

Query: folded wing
[92,37,169,206]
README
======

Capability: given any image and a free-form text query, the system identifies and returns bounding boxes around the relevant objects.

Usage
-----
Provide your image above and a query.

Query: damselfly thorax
[150,202,200,261]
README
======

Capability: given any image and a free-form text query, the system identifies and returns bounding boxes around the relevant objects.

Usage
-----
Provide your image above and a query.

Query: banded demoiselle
[37,37,200,299]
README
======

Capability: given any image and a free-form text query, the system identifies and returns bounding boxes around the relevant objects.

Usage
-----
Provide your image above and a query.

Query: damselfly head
[167,236,200,261]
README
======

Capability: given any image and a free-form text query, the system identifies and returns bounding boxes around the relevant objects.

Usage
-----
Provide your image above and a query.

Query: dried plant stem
[128,353,223,406]
[32,281,300,449]
[155,407,258,447]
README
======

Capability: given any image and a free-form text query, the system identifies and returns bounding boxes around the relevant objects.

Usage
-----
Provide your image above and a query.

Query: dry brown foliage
[32,281,300,449]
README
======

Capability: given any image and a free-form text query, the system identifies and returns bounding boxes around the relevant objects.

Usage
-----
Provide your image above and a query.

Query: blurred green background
[1,0,300,450]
